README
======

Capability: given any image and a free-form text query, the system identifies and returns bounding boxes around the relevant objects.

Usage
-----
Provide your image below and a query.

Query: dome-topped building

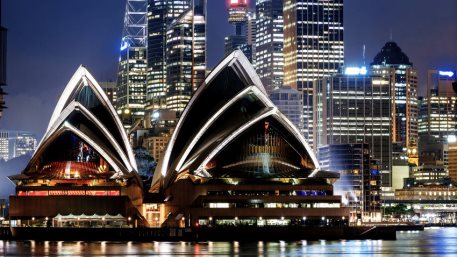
[150,51,349,227]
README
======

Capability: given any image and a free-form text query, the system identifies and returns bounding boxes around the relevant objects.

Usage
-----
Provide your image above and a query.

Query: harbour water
[1,227,457,256]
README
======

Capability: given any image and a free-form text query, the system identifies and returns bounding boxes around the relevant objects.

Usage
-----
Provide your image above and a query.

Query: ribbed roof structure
[20,66,138,179]
[153,51,321,190]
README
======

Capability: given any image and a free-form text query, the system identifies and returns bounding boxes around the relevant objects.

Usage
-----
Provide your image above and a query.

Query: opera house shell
[152,51,349,228]
[9,66,146,227]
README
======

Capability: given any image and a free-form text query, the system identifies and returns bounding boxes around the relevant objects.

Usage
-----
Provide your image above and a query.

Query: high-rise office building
[418,70,457,142]
[371,42,418,150]
[224,0,254,63]
[0,130,7,160]
[165,2,206,113]
[314,70,392,187]
[269,86,303,132]
[246,11,257,47]
[0,130,38,161]
[116,0,148,127]
[283,0,344,146]
[147,0,192,111]
[319,144,381,218]
[448,137,457,183]
[0,0,7,119]
[99,81,117,108]
[147,0,206,115]
[255,0,283,94]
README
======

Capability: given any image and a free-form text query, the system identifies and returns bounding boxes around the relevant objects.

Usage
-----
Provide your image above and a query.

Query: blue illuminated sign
[439,71,455,78]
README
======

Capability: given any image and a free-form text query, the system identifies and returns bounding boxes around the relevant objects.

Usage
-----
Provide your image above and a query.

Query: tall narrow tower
[283,0,344,147]
[228,0,248,36]
[224,0,254,63]
[116,0,148,128]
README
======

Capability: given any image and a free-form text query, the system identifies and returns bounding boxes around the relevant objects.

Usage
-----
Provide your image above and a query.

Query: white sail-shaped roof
[152,51,319,191]
[26,66,137,175]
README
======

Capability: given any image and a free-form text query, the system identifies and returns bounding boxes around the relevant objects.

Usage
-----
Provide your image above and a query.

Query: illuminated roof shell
[153,51,320,189]
[26,66,138,176]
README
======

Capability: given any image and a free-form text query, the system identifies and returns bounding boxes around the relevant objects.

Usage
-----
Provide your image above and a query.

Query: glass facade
[166,6,206,113]
[0,130,37,161]
[147,0,206,114]
[371,42,418,149]
[283,0,344,146]
[314,74,392,187]
[147,0,192,109]
[319,144,381,214]
[255,0,283,94]
[116,0,148,127]
[116,46,148,126]
[418,69,457,142]
[269,86,303,132]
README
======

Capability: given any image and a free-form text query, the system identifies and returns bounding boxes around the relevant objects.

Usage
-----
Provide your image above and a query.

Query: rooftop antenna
[362,44,366,66]
[389,29,393,41]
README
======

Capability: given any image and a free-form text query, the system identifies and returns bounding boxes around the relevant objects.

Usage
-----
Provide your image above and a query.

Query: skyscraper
[418,70,457,142]
[283,0,344,146]
[319,144,381,219]
[147,0,206,115]
[147,0,192,111]
[0,130,7,160]
[255,0,283,94]
[269,86,303,132]
[116,0,148,127]
[224,0,254,63]
[165,2,206,113]
[314,71,392,187]
[99,81,117,108]
[0,130,38,161]
[371,41,418,150]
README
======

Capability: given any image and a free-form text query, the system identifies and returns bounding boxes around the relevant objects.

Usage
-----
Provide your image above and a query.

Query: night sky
[1,0,456,139]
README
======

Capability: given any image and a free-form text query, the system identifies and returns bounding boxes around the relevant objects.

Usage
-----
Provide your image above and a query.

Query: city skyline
[2,0,457,248]
[1,0,456,138]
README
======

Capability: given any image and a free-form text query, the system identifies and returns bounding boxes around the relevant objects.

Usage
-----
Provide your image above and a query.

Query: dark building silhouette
[0,0,7,118]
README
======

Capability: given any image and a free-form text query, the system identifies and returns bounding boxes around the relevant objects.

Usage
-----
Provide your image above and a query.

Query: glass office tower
[283,0,344,147]
[255,0,284,95]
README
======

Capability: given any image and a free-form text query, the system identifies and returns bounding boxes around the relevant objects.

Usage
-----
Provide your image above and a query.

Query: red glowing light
[229,0,247,7]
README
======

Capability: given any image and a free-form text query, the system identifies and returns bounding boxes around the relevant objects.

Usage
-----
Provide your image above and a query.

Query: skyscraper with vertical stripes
[255,0,284,95]
[147,0,206,115]
[116,0,148,128]
[283,0,344,147]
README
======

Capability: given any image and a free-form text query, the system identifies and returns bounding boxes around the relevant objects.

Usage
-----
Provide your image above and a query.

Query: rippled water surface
[1,227,457,256]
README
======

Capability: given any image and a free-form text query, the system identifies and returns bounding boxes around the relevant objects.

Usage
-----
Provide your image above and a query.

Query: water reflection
[2,227,457,256]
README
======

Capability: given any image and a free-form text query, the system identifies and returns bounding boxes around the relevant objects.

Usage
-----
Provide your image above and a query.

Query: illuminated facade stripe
[283,0,344,147]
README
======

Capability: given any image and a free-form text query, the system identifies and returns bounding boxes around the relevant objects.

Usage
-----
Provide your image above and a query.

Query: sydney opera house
[8,51,349,228]
[8,67,145,227]
[149,51,349,227]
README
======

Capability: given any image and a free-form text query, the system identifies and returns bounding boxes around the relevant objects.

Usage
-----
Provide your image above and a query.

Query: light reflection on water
[2,227,457,256]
